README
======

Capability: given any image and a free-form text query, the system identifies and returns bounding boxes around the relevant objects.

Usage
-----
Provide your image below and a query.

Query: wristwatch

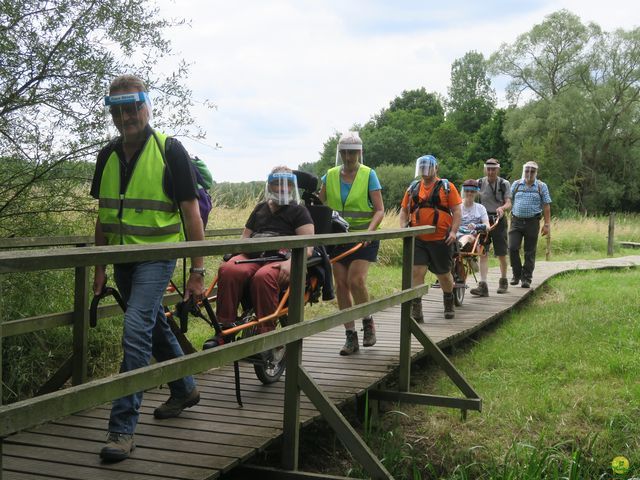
[189,267,206,277]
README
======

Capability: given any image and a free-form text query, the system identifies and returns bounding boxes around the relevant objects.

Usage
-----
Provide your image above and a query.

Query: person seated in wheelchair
[457,179,490,253]
[215,166,315,334]
[457,179,495,297]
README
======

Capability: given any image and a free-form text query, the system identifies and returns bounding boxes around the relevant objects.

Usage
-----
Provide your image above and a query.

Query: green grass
[338,267,640,479]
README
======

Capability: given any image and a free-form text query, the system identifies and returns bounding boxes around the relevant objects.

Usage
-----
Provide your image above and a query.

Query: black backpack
[407,179,451,227]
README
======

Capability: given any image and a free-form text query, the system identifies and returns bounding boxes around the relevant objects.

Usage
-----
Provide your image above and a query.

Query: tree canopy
[0,0,207,236]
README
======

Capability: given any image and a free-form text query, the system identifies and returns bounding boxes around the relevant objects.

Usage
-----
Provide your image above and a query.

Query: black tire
[253,345,287,384]
[453,280,465,306]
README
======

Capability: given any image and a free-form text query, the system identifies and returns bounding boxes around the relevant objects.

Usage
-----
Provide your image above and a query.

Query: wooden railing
[0,227,481,479]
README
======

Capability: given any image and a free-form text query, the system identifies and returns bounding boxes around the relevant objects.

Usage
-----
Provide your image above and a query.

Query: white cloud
[156,0,638,181]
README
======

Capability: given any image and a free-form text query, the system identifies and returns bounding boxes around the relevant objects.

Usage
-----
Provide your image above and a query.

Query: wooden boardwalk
[3,256,639,480]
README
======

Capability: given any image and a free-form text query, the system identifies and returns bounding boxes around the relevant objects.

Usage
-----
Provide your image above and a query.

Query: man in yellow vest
[319,131,384,355]
[91,74,205,461]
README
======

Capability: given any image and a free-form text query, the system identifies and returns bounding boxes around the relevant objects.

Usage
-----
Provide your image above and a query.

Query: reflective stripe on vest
[325,165,375,231]
[98,131,182,245]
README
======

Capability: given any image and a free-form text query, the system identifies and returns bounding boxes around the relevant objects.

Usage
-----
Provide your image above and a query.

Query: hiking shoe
[497,277,509,294]
[362,316,377,347]
[411,298,424,323]
[153,387,200,419]
[510,276,520,286]
[100,432,135,462]
[340,330,359,356]
[521,280,531,288]
[470,281,489,297]
[443,293,455,319]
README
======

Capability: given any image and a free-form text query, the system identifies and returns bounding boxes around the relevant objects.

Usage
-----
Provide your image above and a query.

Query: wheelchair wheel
[254,345,286,384]
[453,277,465,306]
[452,257,466,307]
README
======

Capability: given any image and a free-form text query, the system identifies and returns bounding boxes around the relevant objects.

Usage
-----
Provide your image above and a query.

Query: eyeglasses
[524,168,537,172]
[109,101,146,115]
[340,150,360,156]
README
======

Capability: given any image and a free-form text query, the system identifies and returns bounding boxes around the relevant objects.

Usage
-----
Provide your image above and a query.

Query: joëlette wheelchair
[91,170,361,406]
[449,218,499,306]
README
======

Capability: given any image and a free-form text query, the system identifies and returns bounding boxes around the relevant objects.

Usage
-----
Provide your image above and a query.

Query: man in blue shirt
[509,161,552,288]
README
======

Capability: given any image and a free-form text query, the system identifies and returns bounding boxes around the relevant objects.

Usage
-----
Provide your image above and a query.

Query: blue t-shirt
[321,169,382,205]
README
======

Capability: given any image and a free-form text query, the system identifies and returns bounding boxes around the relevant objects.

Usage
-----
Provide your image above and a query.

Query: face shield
[484,159,500,177]
[461,181,480,201]
[522,161,538,183]
[104,91,152,142]
[415,155,438,178]
[265,172,300,206]
[335,131,363,166]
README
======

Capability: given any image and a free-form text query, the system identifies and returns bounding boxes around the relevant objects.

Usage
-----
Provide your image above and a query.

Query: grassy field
[291,267,640,479]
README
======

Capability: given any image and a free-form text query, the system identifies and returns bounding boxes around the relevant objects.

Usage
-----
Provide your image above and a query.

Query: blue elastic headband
[268,172,296,183]
[104,91,148,106]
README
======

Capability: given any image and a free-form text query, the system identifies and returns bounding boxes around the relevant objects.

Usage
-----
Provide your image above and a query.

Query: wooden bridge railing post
[281,246,307,471]
[398,235,415,392]
[71,264,90,385]
[608,212,616,257]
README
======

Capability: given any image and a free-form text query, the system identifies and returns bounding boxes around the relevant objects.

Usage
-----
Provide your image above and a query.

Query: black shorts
[485,215,508,257]
[330,240,379,266]
[414,239,453,275]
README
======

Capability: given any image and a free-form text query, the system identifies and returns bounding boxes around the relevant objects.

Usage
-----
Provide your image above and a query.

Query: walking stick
[545,231,551,261]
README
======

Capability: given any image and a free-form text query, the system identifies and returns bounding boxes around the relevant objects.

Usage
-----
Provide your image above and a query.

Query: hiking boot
[470,281,489,297]
[153,387,200,419]
[443,293,455,319]
[521,280,531,288]
[340,330,359,356]
[100,432,135,462]
[497,277,509,294]
[362,316,377,347]
[411,298,424,323]
[510,276,520,286]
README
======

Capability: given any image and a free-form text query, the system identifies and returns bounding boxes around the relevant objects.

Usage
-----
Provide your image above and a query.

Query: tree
[447,51,496,133]
[493,10,640,213]
[489,9,600,104]
[360,126,415,169]
[0,0,209,236]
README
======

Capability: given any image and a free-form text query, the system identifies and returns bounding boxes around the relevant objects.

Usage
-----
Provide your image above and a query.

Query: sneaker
[443,293,455,319]
[411,298,424,323]
[470,281,489,297]
[340,330,359,356]
[362,316,377,347]
[510,276,520,286]
[521,280,531,288]
[100,432,135,462]
[497,277,509,294]
[153,387,200,419]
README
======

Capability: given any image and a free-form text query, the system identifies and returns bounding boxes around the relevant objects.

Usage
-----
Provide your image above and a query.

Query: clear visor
[335,146,363,166]
[415,159,437,177]
[265,172,300,206]
[522,165,538,182]
[484,163,500,176]
[104,91,152,141]
[462,186,480,193]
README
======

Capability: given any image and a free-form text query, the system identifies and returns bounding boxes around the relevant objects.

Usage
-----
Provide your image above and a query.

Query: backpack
[478,177,508,204]
[407,178,451,227]
[151,132,213,229]
[512,179,543,200]
[190,156,213,228]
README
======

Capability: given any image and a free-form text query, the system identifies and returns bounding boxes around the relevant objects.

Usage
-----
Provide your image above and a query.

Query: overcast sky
[156,0,638,182]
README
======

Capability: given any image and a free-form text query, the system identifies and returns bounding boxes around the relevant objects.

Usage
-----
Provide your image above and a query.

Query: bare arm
[368,189,384,231]
[179,198,205,300]
[272,222,315,285]
[318,183,327,203]
[399,206,410,228]
[541,203,551,236]
[446,203,462,245]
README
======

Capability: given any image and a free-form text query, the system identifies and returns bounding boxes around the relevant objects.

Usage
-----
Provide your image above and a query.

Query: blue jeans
[109,260,196,434]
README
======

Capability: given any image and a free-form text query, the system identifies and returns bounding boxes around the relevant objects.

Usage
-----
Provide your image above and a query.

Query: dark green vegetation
[290,268,640,479]
[300,10,640,215]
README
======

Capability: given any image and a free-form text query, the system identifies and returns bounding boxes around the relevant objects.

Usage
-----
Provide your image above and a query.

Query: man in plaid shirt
[508,161,552,288]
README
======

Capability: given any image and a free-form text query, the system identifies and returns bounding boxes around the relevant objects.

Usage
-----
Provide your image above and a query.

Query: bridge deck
[4,257,639,480]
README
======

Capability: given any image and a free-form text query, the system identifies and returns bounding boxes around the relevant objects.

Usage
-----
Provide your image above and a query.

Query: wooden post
[72,265,90,385]
[608,212,615,257]
[281,247,306,471]
[398,236,415,392]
